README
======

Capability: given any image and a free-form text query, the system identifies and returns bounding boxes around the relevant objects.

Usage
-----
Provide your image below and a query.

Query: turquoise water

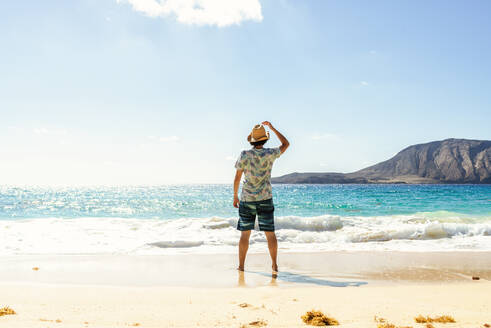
[0,184,490,220]
[1,185,490,254]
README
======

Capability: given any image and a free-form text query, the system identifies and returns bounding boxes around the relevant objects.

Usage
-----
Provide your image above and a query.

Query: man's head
[250,139,268,147]
[247,124,269,147]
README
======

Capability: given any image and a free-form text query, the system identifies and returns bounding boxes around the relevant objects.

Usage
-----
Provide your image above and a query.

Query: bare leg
[265,231,278,272]
[238,230,251,271]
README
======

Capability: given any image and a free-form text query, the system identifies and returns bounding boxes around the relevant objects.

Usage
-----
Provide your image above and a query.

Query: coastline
[1,251,490,287]
[1,251,490,327]
[1,251,491,287]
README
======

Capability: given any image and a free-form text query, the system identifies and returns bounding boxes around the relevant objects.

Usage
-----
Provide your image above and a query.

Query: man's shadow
[239,270,367,287]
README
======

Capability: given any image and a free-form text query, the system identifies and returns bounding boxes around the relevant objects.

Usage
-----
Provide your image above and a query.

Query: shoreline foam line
[0,214,490,255]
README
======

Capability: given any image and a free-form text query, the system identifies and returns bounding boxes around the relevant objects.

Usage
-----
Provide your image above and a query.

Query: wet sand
[0,251,490,286]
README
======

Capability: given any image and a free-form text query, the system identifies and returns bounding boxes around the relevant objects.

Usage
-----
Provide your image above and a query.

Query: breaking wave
[0,212,490,255]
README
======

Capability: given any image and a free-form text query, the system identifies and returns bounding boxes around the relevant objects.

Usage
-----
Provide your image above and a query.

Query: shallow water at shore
[0,185,489,254]
[1,252,490,287]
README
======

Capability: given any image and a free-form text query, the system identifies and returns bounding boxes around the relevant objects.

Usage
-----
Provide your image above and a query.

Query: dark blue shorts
[237,198,275,231]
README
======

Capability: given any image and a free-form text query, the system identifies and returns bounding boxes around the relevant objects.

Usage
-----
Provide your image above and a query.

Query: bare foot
[238,270,246,286]
[237,266,244,271]
[272,264,278,273]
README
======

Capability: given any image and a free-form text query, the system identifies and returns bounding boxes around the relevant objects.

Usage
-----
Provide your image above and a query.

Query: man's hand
[262,121,273,129]
[233,195,240,208]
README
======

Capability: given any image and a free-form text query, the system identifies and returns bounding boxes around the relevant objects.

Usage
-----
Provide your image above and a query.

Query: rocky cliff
[272,139,491,184]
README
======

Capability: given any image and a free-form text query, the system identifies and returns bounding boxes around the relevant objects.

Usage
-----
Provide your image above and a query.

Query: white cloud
[360,81,369,86]
[33,128,49,135]
[117,0,263,27]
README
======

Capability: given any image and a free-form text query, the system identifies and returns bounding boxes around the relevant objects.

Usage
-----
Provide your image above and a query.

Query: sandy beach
[3,0,491,326]
[1,251,490,327]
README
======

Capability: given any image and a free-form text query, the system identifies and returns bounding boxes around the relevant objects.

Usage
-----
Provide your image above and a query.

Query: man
[233,121,290,273]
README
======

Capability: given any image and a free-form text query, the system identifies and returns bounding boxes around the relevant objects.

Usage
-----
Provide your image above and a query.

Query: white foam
[148,240,204,248]
[0,214,490,255]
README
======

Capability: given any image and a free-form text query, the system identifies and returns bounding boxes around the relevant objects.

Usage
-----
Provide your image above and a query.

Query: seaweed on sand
[0,307,16,316]
[377,323,396,328]
[376,323,412,328]
[374,316,387,323]
[40,318,62,323]
[374,316,394,328]
[301,310,339,326]
[414,315,456,323]
[240,320,267,327]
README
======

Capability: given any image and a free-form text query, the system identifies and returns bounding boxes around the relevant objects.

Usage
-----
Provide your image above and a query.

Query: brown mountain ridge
[272,138,491,184]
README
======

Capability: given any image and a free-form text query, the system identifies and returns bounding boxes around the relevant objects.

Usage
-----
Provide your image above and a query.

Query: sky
[0,0,490,185]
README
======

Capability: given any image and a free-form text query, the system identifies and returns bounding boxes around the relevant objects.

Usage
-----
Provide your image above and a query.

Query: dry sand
[1,252,490,327]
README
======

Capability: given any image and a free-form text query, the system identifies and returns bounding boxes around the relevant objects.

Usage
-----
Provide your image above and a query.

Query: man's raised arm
[262,121,290,154]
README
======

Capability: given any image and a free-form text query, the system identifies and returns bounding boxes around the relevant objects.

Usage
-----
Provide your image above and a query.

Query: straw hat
[247,124,270,142]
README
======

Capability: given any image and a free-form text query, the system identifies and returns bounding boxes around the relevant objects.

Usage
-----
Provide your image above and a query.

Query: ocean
[0,184,490,255]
